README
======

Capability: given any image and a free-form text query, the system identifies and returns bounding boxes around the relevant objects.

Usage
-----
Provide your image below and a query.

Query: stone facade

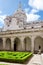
[0,29,43,53]
[0,3,43,53]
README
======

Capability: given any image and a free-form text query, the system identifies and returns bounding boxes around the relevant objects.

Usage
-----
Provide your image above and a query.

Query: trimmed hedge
[0,64,8,65]
[0,51,33,63]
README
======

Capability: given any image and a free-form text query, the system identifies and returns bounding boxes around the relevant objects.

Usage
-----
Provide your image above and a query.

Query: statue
[38,45,41,54]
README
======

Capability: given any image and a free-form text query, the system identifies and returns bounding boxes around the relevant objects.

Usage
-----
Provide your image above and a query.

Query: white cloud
[0,15,6,23]
[25,8,40,22]
[0,15,6,28]
[30,9,39,14]
[0,10,6,27]
[24,0,41,22]
[0,10,6,24]
[29,0,43,10]
[26,13,40,22]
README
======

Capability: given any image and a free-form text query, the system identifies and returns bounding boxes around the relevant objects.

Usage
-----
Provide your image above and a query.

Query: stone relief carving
[4,16,11,27]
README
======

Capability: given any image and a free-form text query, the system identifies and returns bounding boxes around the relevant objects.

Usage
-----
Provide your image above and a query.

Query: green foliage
[0,64,8,65]
[0,51,33,63]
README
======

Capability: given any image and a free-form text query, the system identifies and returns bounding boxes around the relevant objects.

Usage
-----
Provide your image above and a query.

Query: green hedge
[0,51,33,63]
[0,64,8,65]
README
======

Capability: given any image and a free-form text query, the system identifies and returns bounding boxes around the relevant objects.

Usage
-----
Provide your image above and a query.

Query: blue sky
[0,0,43,27]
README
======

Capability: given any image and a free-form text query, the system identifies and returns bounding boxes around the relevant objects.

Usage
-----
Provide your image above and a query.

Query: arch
[14,37,21,51]
[24,37,31,51]
[0,38,3,50]
[34,36,43,53]
[6,38,11,50]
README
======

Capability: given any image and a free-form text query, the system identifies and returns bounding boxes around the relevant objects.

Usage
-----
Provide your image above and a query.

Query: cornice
[0,28,43,35]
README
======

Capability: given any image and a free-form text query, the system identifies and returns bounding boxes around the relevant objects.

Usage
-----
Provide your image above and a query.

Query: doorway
[14,37,21,51]
[14,43,16,51]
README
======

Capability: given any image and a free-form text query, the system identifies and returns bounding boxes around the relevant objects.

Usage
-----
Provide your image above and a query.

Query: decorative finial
[18,1,22,9]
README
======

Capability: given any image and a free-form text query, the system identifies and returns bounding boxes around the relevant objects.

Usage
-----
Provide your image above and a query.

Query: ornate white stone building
[0,3,43,53]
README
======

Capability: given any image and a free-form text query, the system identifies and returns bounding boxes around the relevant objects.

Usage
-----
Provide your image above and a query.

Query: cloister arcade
[0,35,43,53]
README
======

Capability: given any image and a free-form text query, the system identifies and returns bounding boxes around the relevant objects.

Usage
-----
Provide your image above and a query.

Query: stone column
[20,37,25,51]
[11,38,14,51]
[3,38,6,50]
[31,36,35,53]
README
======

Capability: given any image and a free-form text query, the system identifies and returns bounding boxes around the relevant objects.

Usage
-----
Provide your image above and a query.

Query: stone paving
[0,62,24,65]
[0,54,43,65]
[27,54,43,65]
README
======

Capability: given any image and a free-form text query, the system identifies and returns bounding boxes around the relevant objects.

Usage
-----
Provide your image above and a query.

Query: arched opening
[14,43,16,51]
[0,38,3,50]
[6,38,11,50]
[24,37,31,51]
[14,38,21,51]
[34,36,43,53]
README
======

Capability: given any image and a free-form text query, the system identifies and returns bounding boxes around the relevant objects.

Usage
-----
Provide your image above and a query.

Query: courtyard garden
[0,51,33,63]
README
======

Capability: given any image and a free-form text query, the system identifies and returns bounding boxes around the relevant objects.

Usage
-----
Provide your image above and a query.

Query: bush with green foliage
[0,51,33,63]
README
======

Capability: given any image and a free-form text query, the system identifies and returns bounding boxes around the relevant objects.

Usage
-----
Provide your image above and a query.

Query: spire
[18,1,22,10]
